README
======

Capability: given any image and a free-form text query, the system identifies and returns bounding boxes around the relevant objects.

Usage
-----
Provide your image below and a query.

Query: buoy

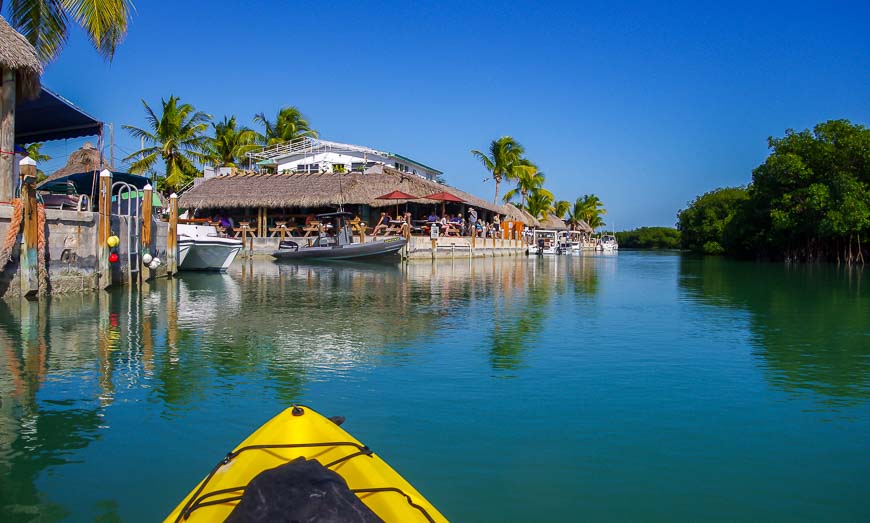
[109,252,119,263]
[149,258,161,270]
[107,235,120,248]
[143,253,153,265]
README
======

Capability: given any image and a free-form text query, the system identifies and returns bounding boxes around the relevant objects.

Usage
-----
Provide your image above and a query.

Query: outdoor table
[269,222,298,238]
[233,224,254,239]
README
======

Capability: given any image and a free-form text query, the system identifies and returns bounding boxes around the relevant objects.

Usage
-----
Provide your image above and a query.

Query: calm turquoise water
[1,252,868,522]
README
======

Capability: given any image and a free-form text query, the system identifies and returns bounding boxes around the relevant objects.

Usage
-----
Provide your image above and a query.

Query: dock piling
[98,170,112,289]
[18,158,38,297]
[167,193,178,275]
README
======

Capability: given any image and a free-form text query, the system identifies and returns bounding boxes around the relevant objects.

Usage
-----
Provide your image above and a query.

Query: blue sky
[32,0,870,229]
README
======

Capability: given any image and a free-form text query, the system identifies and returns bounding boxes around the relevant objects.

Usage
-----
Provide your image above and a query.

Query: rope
[0,200,50,294]
[0,199,23,272]
[37,203,48,294]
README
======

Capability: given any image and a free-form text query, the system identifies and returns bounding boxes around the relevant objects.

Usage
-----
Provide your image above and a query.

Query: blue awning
[15,87,103,144]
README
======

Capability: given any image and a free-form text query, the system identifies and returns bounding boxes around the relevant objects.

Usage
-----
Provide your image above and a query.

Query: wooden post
[471,229,476,255]
[167,193,178,275]
[98,170,112,289]
[360,224,366,244]
[0,70,15,201]
[19,158,38,297]
[431,238,436,260]
[141,183,153,281]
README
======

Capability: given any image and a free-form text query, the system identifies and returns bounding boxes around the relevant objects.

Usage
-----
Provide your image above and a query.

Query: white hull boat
[599,234,618,253]
[178,223,242,271]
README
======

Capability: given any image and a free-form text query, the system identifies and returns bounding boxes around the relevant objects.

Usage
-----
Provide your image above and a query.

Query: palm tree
[471,136,524,205]
[25,143,50,181]
[552,200,571,221]
[254,106,317,145]
[122,96,212,192]
[525,188,555,219]
[207,116,259,168]
[568,194,607,231]
[3,0,134,62]
[503,159,545,211]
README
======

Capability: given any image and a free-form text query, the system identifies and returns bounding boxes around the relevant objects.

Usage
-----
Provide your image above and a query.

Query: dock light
[107,235,120,248]
[109,252,119,263]
[142,253,153,265]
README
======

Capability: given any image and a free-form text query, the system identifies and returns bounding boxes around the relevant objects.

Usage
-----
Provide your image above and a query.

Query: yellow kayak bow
[165,405,447,522]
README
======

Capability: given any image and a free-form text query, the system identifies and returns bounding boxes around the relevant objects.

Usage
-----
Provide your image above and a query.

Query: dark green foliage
[615,227,681,249]
[678,119,870,261]
[677,187,749,254]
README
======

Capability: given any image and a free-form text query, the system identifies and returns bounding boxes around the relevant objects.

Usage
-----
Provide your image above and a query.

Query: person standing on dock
[468,207,478,237]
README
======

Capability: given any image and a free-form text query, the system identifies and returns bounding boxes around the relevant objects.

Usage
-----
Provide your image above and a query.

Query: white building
[245,137,443,181]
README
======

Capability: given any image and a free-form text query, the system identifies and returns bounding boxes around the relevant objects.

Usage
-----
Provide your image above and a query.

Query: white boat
[177,223,243,271]
[599,234,618,252]
[528,229,562,255]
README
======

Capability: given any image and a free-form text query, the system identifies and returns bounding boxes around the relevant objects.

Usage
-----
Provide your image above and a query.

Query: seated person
[427,211,439,223]
[371,212,391,236]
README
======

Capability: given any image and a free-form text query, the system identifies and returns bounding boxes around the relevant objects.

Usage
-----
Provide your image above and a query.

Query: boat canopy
[316,211,354,218]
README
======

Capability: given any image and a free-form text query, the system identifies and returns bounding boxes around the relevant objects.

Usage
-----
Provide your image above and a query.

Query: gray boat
[273,212,407,261]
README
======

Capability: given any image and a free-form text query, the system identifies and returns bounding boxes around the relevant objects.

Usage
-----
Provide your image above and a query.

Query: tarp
[15,87,103,143]
[37,170,160,205]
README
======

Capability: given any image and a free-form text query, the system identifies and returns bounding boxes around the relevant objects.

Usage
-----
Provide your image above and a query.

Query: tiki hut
[0,16,43,200]
[38,142,111,186]
[569,219,594,234]
[0,16,42,100]
[179,164,539,229]
[538,214,568,230]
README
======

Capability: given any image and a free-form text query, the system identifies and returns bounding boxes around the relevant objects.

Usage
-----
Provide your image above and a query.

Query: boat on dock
[177,223,243,271]
[273,212,407,262]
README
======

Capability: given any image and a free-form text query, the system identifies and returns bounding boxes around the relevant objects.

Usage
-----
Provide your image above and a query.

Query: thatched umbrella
[0,16,43,200]
[375,189,418,218]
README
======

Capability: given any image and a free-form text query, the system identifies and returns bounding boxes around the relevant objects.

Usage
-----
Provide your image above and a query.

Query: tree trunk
[493,176,500,205]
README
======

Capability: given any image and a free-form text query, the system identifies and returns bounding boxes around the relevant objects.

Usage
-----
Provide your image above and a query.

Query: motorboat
[564,230,585,254]
[528,229,562,255]
[273,212,407,261]
[177,223,243,271]
[599,234,619,252]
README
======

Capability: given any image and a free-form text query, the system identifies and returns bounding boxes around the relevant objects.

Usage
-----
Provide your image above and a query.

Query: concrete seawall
[236,234,528,259]
[0,204,170,299]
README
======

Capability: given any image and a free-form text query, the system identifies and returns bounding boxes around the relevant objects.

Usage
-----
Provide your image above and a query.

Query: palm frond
[64,0,133,61]
[9,0,69,62]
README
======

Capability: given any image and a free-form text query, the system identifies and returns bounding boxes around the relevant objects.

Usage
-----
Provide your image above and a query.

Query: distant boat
[599,234,618,252]
[178,223,243,271]
[273,212,407,262]
[528,229,562,255]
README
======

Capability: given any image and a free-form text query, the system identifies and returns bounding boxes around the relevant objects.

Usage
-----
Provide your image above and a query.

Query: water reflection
[678,257,869,405]
[0,256,600,521]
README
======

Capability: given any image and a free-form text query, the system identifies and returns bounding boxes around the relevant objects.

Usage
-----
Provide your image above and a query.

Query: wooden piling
[98,170,112,289]
[168,193,178,275]
[19,158,38,297]
[141,184,153,281]
[0,70,15,201]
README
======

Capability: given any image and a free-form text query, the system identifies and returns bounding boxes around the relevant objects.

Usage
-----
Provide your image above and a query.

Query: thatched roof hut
[180,164,540,225]
[0,16,42,100]
[539,214,568,230]
[38,142,111,187]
